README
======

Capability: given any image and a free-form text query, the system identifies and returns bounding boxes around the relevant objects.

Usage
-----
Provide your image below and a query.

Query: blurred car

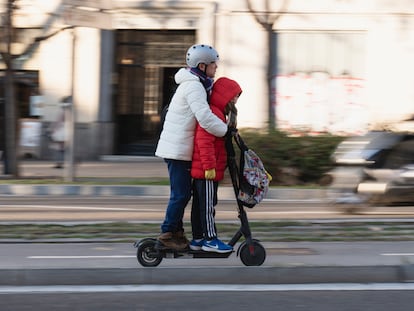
[329,125,414,213]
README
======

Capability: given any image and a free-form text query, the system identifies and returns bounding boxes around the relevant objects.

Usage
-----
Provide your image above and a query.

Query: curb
[0,184,328,201]
[0,184,171,197]
[1,265,414,286]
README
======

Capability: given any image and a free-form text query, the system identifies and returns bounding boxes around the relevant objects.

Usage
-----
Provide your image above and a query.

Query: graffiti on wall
[275,72,368,135]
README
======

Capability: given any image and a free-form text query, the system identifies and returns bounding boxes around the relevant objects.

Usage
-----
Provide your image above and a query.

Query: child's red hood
[210,77,242,111]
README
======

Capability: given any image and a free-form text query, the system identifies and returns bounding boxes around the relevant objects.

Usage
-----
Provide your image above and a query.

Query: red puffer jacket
[191,77,242,181]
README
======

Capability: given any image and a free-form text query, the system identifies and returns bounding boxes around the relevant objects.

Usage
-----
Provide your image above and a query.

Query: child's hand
[205,168,216,180]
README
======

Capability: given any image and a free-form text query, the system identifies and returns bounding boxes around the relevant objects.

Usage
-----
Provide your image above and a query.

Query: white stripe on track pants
[191,179,218,239]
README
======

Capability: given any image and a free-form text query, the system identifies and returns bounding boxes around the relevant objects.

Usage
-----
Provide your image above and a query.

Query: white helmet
[186,44,219,68]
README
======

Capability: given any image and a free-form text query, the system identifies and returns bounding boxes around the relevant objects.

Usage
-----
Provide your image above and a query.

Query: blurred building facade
[1,0,414,159]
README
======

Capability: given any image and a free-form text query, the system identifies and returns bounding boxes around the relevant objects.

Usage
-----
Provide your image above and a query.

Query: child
[190,77,242,253]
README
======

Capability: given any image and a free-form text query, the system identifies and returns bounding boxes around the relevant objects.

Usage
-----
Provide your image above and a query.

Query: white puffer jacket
[155,68,227,161]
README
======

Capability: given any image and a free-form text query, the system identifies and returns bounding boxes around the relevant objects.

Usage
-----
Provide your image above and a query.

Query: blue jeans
[161,159,192,233]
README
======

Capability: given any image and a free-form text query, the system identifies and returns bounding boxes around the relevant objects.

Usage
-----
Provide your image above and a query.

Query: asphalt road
[3,241,414,270]
[2,241,414,287]
[2,195,414,291]
[1,285,414,311]
[2,195,414,223]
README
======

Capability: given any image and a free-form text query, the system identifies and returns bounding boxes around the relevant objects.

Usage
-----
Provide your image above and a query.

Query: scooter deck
[155,246,233,259]
[189,249,233,258]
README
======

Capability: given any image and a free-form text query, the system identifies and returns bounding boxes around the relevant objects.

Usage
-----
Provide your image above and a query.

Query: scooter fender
[133,237,157,248]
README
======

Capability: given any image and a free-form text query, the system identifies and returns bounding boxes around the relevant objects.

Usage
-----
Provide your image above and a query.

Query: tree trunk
[3,0,18,177]
[246,0,289,131]
[267,25,276,131]
[3,67,18,176]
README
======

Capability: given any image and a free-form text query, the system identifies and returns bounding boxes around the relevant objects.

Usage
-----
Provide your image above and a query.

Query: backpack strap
[234,133,248,152]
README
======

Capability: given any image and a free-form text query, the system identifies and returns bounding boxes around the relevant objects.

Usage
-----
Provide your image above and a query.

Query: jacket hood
[210,77,242,111]
[174,67,199,84]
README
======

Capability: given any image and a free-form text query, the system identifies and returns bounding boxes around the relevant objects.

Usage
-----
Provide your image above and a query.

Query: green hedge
[238,129,344,186]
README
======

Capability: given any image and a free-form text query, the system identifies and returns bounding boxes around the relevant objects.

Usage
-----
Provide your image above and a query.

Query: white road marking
[1,204,337,214]
[381,253,414,256]
[218,211,337,215]
[27,255,135,259]
[0,205,143,211]
[1,283,414,294]
[365,211,414,215]
[252,211,335,214]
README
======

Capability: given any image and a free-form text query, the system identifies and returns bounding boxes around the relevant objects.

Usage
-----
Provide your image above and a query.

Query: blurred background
[1,0,414,183]
[3,3,414,306]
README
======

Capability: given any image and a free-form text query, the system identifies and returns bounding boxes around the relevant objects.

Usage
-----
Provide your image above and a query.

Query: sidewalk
[0,158,328,201]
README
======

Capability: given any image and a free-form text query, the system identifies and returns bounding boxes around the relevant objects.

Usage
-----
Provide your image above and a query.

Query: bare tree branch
[246,0,289,29]
[14,25,74,62]
[14,3,66,66]
[0,2,66,65]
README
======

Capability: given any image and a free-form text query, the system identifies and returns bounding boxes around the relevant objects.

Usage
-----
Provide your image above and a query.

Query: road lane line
[2,283,414,294]
[0,205,144,211]
[381,253,414,256]
[27,255,135,259]
[249,211,337,214]
[0,205,330,213]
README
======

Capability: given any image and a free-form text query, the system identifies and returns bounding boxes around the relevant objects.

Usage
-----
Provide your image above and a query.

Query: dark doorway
[114,29,195,156]
[0,70,39,154]
[162,67,179,110]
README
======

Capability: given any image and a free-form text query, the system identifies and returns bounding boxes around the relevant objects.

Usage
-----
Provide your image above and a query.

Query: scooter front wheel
[136,238,163,267]
[238,240,266,266]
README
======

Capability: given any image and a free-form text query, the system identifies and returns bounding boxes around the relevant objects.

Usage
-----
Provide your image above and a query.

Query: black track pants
[191,179,218,240]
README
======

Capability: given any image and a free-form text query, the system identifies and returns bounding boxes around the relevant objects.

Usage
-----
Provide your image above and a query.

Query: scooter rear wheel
[137,238,163,267]
[239,240,266,266]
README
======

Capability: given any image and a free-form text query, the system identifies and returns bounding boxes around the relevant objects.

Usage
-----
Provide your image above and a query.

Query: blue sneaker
[189,239,204,251]
[202,238,233,253]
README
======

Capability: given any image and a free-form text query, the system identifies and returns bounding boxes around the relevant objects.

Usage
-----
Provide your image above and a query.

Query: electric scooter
[134,133,266,267]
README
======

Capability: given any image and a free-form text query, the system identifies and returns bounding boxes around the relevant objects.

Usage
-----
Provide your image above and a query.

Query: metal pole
[64,28,76,182]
